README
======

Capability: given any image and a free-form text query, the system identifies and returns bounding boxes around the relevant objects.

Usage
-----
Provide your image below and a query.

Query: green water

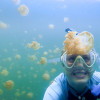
[0,0,100,100]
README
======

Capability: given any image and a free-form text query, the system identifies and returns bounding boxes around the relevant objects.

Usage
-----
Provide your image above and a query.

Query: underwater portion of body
[43,72,100,100]
[43,29,100,100]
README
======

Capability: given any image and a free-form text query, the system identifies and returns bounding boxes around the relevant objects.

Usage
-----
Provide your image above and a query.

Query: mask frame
[60,50,97,69]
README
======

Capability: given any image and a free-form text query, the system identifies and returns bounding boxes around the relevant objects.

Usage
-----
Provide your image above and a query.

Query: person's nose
[75,58,84,67]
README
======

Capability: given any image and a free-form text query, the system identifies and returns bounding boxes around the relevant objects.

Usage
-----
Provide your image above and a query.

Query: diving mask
[61,50,97,69]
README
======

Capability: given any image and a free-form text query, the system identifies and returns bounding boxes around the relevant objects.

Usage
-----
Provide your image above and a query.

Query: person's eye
[68,56,76,63]
[82,56,90,62]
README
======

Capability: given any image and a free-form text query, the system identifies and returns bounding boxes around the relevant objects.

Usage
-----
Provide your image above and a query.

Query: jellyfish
[13,0,20,5]
[42,73,50,80]
[21,91,26,95]
[27,92,33,98]
[43,51,48,56]
[0,22,7,29]
[1,69,9,76]
[64,31,94,55]
[48,24,54,29]
[33,74,37,78]
[51,68,56,73]
[18,4,29,16]
[53,48,60,53]
[15,54,21,59]
[40,57,47,64]
[27,41,40,50]
[64,17,69,23]
[0,89,3,95]
[15,92,21,97]
[52,61,57,65]
[4,80,14,90]
[29,55,37,61]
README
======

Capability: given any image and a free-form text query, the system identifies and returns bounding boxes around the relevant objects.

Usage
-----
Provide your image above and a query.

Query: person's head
[61,30,97,86]
[61,49,96,86]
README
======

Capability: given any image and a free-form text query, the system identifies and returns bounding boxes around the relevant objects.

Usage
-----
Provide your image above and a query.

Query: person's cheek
[86,61,91,65]
[67,61,73,67]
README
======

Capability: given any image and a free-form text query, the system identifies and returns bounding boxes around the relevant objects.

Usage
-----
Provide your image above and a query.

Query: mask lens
[61,50,96,68]
[82,54,91,66]
[66,55,77,67]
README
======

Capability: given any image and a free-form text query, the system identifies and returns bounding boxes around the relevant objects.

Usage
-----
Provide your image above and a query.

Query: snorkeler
[43,29,100,100]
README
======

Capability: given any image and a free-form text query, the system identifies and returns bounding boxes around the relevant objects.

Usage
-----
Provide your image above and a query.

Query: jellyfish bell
[18,4,29,16]
[42,73,50,80]
[27,41,40,50]
[64,31,94,55]
[27,92,33,98]
[0,89,3,95]
[1,69,9,76]
[40,57,47,64]
[15,54,21,59]
[4,80,14,90]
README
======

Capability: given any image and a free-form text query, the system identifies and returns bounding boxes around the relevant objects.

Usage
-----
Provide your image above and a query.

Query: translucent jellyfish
[0,89,3,95]
[18,75,22,79]
[38,34,43,39]
[27,92,33,98]
[21,91,26,95]
[42,73,50,80]
[64,31,94,55]
[27,43,32,48]
[0,22,7,29]
[64,17,69,23]
[24,30,28,34]
[29,55,37,61]
[18,4,29,16]
[4,80,14,90]
[32,41,40,50]
[27,41,40,50]
[51,68,56,73]
[7,57,12,61]
[33,74,37,78]
[13,0,20,5]
[15,92,21,97]
[1,69,9,76]
[30,66,34,70]
[53,48,60,53]
[52,61,57,65]
[48,24,54,29]
[43,51,48,56]
[16,89,20,91]
[17,71,21,74]
[15,54,21,59]
[40,57,47,64]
